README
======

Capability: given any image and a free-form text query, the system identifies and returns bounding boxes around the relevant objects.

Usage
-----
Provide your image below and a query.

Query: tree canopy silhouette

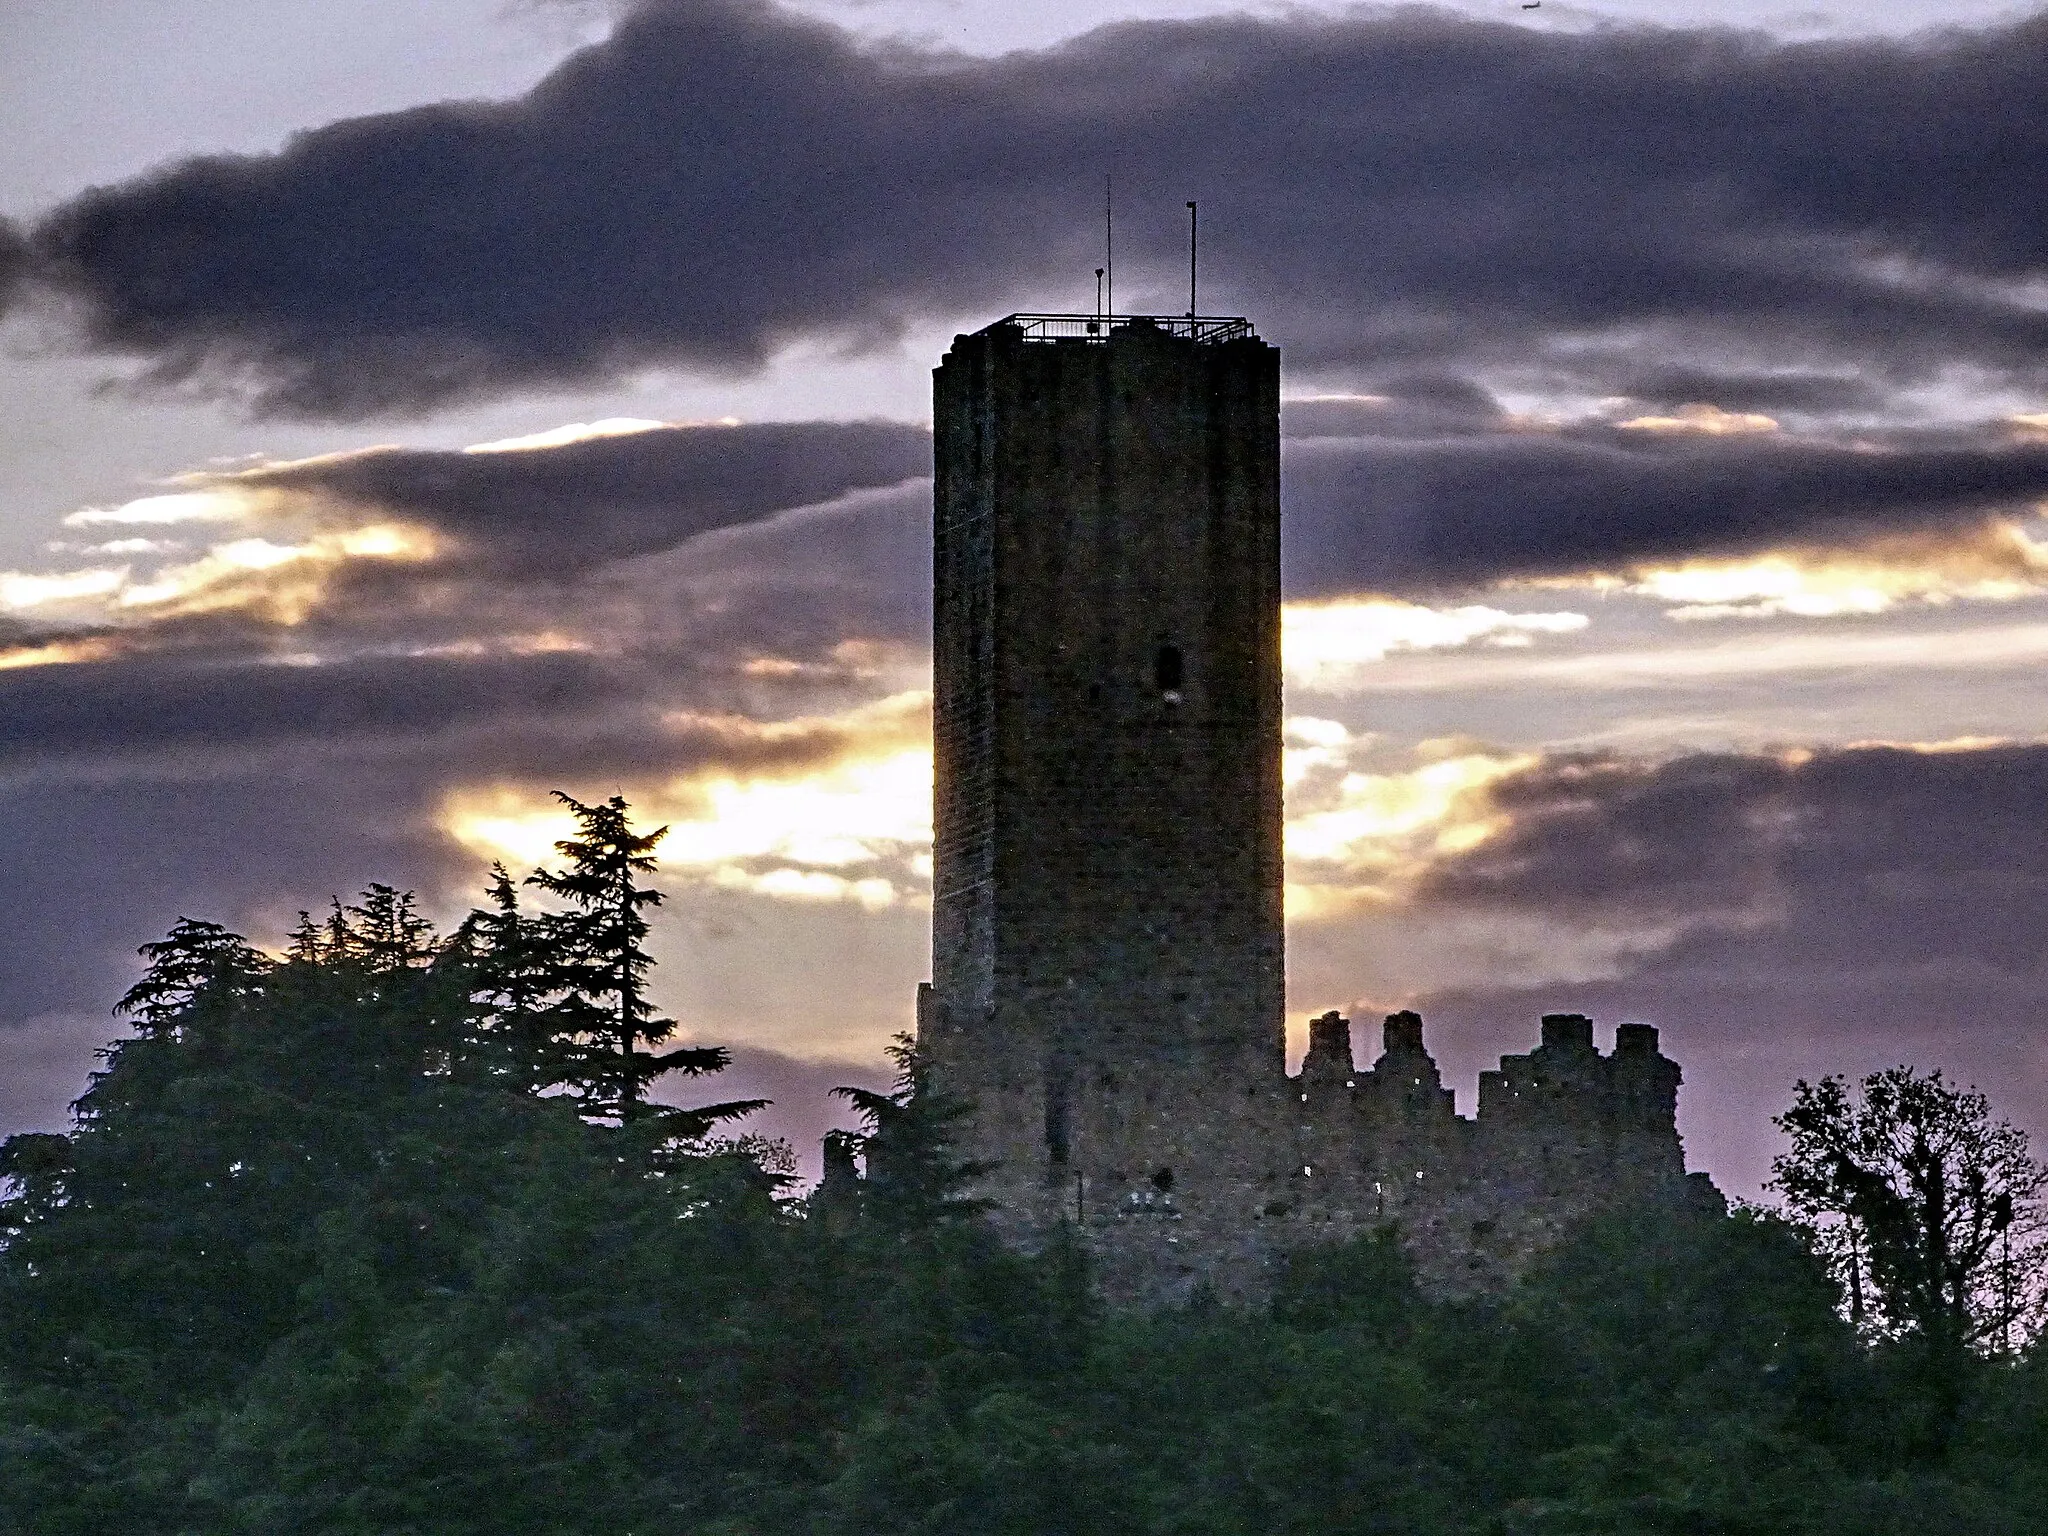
[1771,1066,2046,1356]
[526,791,744,1127]
[4,814,2048,1532]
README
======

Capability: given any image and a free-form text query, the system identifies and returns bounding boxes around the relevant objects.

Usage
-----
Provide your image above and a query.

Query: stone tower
[909,312,1708,1306]
[925,312,1285,1232]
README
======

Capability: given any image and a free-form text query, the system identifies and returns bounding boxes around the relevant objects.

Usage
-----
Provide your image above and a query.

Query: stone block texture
[918,315,1712,1306]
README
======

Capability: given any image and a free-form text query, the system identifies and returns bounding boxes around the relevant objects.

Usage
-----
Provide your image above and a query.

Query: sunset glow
[1281,599,1588,690]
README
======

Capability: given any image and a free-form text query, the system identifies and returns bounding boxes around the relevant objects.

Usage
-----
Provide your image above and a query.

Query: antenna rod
[1105,173,1114,321]
[1095,267,1104,319]
[1187,200,1198,317]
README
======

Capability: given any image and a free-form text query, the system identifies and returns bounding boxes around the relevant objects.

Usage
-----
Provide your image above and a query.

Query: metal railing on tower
[983,313,1255,344]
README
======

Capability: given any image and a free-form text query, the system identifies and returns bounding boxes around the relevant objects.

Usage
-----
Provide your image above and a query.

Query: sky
[3,0,2048,1197]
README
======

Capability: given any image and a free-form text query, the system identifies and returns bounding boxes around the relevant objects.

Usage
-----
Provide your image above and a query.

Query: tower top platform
[973,312,1257,345]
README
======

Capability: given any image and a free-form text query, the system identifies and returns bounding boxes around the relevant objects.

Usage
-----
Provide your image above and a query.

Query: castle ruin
[916,312,1713,1304]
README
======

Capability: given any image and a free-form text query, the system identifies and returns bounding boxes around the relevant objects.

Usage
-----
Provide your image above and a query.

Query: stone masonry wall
[949,1008,1716,1309]
[926,318,1284,1241]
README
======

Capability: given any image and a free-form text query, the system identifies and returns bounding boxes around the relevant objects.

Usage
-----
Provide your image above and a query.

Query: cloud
[0,648,637,772]
[0,764,471,1028]
[1418,740,2048,980]
[443,688,934,912]
[463,417,674,452]
[0,567,128,612]
[1282,376,1506,440]
[222,418,932,574]
[1281,597,1586,689]
[1347,616,2048,699]
[1283,742,1534,913]
[29,408,2048,652]
[1283,429,2048,594]
[26,1,2048,415]
[1610,521,2048,619]
[1277,735,2048,1019]
[1613,368,1884,415]
[62,490,250,528]
[0,218,28,316]
[0,418,935,719]
[0,637,120,672]
[1364,738,2048,1190]
[1615,402,1779,436]
[0,426,942,1075]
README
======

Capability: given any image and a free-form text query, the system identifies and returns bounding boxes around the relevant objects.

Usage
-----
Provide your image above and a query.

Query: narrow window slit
[1154,644,1183,698]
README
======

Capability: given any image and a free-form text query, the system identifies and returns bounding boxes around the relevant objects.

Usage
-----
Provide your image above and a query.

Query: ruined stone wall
[968,1010,1715,1308]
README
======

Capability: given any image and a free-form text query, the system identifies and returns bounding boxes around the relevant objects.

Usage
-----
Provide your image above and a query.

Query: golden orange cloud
[0,636,121,671]
[441,691,935,911]
[4,470,444,642]
[1521,519,2048,620]
[1282,743,1536,919]
[1615,402,1779,435]
[1281,598,1587,691]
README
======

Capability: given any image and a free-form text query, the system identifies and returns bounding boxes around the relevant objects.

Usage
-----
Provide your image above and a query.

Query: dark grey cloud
[240,419,930,574]
[1282,429,2048,594]
[0,218,27,315]
[1281,375,1505,441]
[26,1,2048,415]
[1392,741,2048,1191]
[1423,742,2048,981]
[1610,368,1885,415]
[0,650,623,769]
[0,769,463,1022]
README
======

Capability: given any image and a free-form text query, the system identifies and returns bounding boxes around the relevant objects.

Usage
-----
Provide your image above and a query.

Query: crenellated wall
[941,1006,1716,1308]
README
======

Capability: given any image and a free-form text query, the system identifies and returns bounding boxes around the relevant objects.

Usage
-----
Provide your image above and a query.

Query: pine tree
[446,863,566,1092]
[286,910,324,965]
[525,793,745,1128]
[113,918,271,1037]
[832,1033,991,1233]
[344,883,437,972]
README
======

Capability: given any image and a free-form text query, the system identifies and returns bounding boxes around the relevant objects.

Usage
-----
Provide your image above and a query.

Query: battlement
[1292,1010,1676,1130]
[913,999,1704,1305]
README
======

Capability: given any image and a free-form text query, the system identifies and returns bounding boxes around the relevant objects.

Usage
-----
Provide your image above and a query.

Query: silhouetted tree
[832,1033,991,1233]
[0,1133,74,1238]
[21,850,2048,1530]
[445,863,569,1092]
[527,792,748,1130]
[113,917,271,1036]
[1772,1068,2046,1357]
[342,883,437,971]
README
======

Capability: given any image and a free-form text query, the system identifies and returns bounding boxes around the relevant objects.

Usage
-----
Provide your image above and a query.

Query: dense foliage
[5,805,2046,1533]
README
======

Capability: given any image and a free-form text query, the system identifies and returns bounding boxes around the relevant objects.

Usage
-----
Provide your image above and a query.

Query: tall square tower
[926,313,1284,1210]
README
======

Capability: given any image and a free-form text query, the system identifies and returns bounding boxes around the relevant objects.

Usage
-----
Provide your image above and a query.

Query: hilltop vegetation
[3,800,2045,1534]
